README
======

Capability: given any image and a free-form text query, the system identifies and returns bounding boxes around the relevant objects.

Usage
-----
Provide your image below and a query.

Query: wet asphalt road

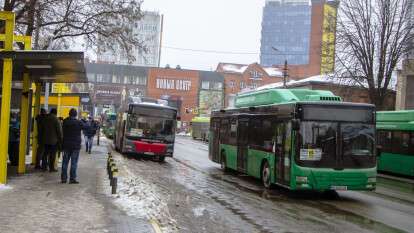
[115,136,414,233]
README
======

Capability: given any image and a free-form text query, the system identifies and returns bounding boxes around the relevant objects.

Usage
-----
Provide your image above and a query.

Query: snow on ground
[0,184,11,191]
[112,159,178,233]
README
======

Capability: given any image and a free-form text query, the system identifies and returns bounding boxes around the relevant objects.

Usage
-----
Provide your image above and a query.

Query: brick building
[216,63,283,107]
[147,68,199,127]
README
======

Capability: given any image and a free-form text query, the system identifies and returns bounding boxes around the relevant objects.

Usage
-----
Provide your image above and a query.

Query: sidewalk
[0,138,154,233]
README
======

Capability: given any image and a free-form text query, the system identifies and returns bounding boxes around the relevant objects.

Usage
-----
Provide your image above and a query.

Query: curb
[149,218,163,233]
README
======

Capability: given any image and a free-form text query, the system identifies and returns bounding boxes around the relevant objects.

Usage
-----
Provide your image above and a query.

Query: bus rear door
[237,118,249,172]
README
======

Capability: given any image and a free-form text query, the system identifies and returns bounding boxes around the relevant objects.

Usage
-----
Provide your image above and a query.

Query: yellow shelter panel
[40,96,80,106]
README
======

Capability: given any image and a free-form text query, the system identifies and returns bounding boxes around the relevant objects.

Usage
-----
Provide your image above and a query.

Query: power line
[162,45,308,56]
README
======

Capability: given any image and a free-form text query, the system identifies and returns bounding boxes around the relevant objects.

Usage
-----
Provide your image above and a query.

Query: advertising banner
[321,3,338,74]
[199,90,223,116]
[92,84,146,106]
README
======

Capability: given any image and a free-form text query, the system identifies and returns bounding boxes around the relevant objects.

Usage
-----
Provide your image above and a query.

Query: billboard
[92,84,146,106]
[199,90,223,116]
[320,3,338,74]
[51,83,90,94]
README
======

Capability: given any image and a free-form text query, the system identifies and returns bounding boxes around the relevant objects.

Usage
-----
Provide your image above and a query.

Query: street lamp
[271,46,289,88]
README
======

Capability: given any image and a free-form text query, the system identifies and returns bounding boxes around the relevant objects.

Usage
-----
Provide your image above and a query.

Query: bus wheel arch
[261,159,272,189]
[220,149,228,172]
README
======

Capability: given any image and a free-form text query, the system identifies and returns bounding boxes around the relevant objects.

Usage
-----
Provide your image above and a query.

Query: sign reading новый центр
[156,78,192,91]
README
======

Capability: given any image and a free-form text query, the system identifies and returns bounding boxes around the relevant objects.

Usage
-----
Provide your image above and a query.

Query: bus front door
[237,119,249,172]
[210,119,221,162]
[275,123,289,185]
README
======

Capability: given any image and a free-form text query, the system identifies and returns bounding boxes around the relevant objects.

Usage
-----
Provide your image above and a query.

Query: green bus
[191,117,210,141]
[209,88,377,191]
[377,110,414,176]
[102,113,117,139]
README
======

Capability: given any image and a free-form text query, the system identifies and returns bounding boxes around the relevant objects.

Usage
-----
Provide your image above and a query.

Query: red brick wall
[147,68,200,126]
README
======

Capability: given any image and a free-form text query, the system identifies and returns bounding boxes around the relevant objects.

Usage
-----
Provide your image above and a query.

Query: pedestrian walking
[35,108,47,169]
[61,109,84,184]
[41,108,62,172]
[84,116,97,154]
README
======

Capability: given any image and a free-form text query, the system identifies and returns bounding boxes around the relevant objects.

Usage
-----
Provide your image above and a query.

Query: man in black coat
[61,108,84,184]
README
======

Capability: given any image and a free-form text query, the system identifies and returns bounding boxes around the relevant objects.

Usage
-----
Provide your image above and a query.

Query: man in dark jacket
[35,108,47,169]
[61,108,84,184]
[41,108,63,172]
[84,116,97,154]
[8,112,20,166]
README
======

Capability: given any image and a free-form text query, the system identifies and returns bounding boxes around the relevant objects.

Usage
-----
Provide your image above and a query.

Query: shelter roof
[0,50,86,83]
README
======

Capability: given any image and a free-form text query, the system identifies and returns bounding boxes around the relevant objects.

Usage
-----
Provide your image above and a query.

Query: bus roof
[377,110,414,122]
[235,88,342,108]
[376,110,414,131]
[191,117,210,123]
[130,102,177,111]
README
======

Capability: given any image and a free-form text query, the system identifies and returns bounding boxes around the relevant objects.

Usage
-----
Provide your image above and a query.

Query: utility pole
[283,60,288,88]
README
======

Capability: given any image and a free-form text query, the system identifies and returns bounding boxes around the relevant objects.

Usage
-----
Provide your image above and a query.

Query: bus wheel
[220,157,228,172]
[261,161,271,189]
[159,156,165,162]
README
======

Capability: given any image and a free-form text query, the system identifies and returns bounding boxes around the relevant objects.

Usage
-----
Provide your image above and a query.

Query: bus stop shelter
[0,11,87,184]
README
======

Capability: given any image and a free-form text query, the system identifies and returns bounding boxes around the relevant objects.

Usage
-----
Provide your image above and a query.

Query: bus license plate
[331,186,347,191]
[144,152,154,155]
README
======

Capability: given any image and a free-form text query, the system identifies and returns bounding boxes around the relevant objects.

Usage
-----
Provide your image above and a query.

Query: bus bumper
[123,139,174,157]
[291,166,377,191]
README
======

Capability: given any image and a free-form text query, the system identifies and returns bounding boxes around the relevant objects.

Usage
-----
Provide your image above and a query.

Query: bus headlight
[367,177,376,183]
[296,176,308,183]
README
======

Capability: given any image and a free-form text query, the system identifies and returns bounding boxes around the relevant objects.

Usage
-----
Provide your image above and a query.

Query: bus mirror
[292,119,300,131]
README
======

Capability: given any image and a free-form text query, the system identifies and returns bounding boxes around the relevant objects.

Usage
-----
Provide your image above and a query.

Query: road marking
[149,218,163,233]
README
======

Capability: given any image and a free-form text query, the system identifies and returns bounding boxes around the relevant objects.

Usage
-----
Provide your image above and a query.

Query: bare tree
[335,0,414,110]
[1,0,146,62]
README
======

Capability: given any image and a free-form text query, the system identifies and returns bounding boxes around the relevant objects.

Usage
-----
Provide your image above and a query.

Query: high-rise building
[260,0,311,66]
[97,11,163,67]
[260,0,339,79]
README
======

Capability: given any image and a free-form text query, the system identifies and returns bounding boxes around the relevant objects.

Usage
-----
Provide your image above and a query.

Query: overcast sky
[141,0,266,71]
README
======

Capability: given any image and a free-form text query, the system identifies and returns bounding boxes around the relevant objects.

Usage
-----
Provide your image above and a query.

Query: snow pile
[114,172,178,232]
[221,64,248,74]
[263,67,283,77]
[0,184,11,191]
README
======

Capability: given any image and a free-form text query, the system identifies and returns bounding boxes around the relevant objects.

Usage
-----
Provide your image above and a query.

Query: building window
[112,75,123,84]
[202,81,210,90]
[125,76,147,85]
[96,74,111,83]
[213,82,223,90]
[240,82,246,89]
[229,80,235,88]
[87,73,95,82]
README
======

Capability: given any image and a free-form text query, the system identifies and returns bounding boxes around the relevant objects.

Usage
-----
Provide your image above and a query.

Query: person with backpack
[84,116,97,154]
[41,108,62,172]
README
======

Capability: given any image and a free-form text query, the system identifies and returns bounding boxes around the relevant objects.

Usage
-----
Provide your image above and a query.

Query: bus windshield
[297,121,375,168]
[126,106,176,142]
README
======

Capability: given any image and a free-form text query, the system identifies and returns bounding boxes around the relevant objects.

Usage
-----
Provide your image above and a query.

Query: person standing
[61,109,84,184]
[41,108,62,172]
[84,116,97,154]
[8,112,20,166]
[35,108,47,169]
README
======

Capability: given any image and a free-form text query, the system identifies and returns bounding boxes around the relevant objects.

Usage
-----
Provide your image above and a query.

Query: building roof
[199,70,224,82]
[216,62,283,77]
[85,62,148,76]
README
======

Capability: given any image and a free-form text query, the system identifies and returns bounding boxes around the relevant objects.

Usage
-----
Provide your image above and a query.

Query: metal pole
[0,11,15,184]
[0,58,13,184]
[283,60,288,88]
[44,82,50,111]
[18,74,30,174]
[31,83,41,165]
